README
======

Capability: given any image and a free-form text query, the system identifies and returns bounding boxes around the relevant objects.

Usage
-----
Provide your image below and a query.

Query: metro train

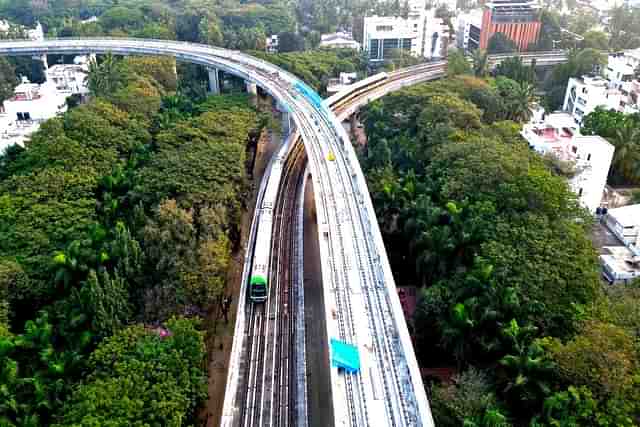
[248,148,286,302]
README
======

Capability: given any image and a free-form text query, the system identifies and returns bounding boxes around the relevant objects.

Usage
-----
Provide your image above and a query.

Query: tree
[447,50,471,77]
[277,31,305,53]
[567,10,599,35]
[494,57,536,84]
[508,81,536,123]
[499,320,554,413]
[87,53,126,98]
[582,30,609,50]
[0,57,18,104]
[487,33,518,54]
[609,121,640,184]
[531,10,561,51]
[583,109,640,184]
[544,48,606,109]
[431,367,511,426]
[472,49,489,78]
[123,56,178,93]
[100,6,144,32]
[55,318,207,427]
[545,321,638,399]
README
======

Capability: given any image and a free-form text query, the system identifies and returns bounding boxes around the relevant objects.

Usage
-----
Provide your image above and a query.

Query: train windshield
[252,284,267,299]
[250,275,268,300]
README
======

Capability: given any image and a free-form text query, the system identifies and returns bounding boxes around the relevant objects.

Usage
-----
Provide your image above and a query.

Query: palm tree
[510,82,536,123]
[472,49,489,78]
[610,122,640,184]
[87,52,124,98]
[499,319,553,407]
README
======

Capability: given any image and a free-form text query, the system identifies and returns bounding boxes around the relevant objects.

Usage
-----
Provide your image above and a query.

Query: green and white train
[249,148,285,302]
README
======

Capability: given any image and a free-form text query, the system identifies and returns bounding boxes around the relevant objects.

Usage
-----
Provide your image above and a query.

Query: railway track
[238,141,307,427]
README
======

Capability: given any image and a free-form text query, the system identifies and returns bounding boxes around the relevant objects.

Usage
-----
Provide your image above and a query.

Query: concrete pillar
[208,68,220,95]
[33,54,48,70]
[245,81,258,95]
[246,81,258,107]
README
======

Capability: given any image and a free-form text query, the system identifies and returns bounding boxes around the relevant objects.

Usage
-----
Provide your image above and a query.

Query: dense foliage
[253,48,367,92]
[582,107,640,185]
[0,50,262,425]
[361,76,640,425]
[543,48,606,110]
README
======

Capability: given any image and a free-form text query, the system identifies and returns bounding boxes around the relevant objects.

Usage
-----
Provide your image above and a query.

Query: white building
[27,22,44,41]
[327,72,359,95]
[456,10,482,52]
[266,35,279,53]
[0,56,90,152]
[2,78,67,122]
[80,16,99,24]
[605,49,640,88]
[600,245,640,283]
[563,75,628,125]
[562,50,640,126]
[45,56,91,97]
[605,204,640,248]
[363,0,449,61]
[320,32,361,50]
[521,112,615,212]
[601,204,640,283]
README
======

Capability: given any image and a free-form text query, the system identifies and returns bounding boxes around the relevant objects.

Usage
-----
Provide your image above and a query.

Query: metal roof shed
[330,338,361,374]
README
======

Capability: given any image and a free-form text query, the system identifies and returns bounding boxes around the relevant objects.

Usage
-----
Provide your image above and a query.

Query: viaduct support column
[33,54,48,70]
[208,67,220,95]
[245,81,258,107]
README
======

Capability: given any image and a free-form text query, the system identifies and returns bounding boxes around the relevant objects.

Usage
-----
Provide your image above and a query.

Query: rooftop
[607,204,640,228]
[601,245,640,282]
[321,31,356,42]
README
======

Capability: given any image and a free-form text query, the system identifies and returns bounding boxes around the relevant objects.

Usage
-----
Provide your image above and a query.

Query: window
[376,25,393,31]
[587,153,591,161]
[578,188,583,196]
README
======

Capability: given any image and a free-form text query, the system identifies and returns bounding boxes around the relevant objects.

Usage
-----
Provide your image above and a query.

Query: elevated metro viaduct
[0,38,433,427]
[0,38,570,427]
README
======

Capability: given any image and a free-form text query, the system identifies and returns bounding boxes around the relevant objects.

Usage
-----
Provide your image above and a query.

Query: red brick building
[479,0,541,51]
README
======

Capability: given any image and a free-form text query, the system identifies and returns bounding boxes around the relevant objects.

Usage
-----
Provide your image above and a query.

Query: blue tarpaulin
[330,338,361,373]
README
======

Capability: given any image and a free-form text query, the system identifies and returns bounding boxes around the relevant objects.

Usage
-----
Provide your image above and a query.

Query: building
[521,112,615,212]
[320,32,361,50]
[45,56,91,97]
[456,10,483,52]
[600,245,640,283]
[479,0,541,51]
[363,0,449,62]
[604,204,640,247]
[0,56,90,151]
[600,204,640,283]
[266,35,278,53]
[561,49,640,127]
[326,72,359,95]
[605,49,640,89]
[563,75,628,125]
[27,22,44,41]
